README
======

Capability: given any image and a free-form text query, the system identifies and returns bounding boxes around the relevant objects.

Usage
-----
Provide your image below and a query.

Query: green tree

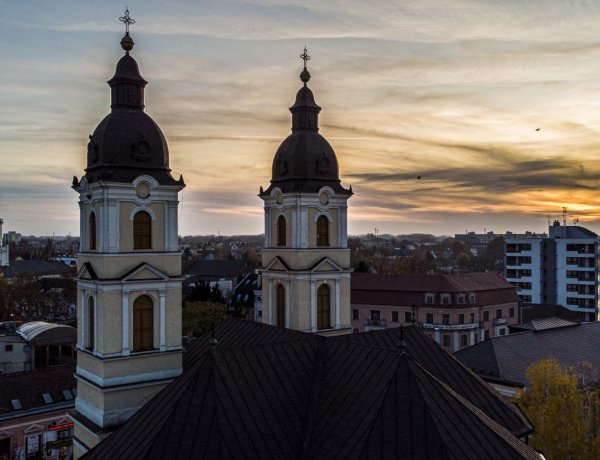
[516,358,600,459]
[182,300,228,338]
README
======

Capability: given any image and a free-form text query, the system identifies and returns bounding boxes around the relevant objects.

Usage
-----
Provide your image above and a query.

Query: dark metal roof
[510,317,578,332]
[262,78,350,196]
[183,259,247,280]
[455,321,600,387]
[0,260,71,278]
[80,43,180,186]
[82,320,537,459]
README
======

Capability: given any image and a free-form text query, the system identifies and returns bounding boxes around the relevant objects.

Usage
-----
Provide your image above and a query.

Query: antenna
[547,214,550,226]
[562,207,568,226]
[572,217,579,226]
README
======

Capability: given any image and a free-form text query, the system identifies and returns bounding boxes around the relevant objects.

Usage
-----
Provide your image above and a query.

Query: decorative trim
[129,206,157,221]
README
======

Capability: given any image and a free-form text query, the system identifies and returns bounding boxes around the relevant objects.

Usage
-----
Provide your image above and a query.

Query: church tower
[70,12,185,457]
[259,49,353,335]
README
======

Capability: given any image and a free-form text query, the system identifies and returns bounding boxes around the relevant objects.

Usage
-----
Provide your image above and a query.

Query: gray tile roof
[455,321,600,387]
[82,320,538,460]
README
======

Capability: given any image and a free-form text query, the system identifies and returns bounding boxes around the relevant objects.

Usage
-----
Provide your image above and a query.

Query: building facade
[259,53,353,335]
[351,272,520,351]
[505,221,598,321]
[70,24,185,458]
[0,219,8,267]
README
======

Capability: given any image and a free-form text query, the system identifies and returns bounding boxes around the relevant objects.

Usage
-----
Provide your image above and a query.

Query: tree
[516,358,600,459]
[182,301,228,338]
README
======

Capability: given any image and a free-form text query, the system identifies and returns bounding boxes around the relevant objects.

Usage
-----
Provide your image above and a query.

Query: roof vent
[42,393,54,404]
[62,389,74,401]
[11,399,22,410]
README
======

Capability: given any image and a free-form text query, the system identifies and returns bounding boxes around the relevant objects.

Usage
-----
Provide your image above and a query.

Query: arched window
[133,211,152,249]
[276,284,285,328]
[89,213,97,250]
[277,215,286,247]
[87,297,95,351]
[316,215,329,247]
[133,295,154,351]
[317,284,331,330]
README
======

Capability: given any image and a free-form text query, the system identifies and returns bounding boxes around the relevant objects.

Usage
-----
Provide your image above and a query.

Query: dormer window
[441,294,450,305]
[470,294,476,304]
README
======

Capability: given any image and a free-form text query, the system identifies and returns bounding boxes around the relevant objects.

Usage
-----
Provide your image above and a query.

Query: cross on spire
[119,8,135,35]
[300,46,311,70]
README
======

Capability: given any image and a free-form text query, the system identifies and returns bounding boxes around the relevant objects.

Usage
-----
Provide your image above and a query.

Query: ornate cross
[300,46,311,70]
[119,8,135,34]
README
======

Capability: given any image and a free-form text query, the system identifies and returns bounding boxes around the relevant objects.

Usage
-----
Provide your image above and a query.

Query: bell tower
[259,49,353,335]
[70,11,185,457]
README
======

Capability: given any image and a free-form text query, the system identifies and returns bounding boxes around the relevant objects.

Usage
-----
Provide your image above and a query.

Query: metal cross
[300,46,311,69]
[119,8,135,34]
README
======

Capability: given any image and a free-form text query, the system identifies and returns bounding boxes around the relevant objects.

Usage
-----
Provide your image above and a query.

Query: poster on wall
[26,435,39,454]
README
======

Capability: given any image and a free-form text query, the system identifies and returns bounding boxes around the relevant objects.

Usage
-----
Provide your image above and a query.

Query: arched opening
[133,295,154,351]
[277,215,286,247]
[89,213,97,250]
[87,297,95,351]
[133,211,152,249]
[316,215,329,247]
[317,284,331,330]
[276,284,285,329]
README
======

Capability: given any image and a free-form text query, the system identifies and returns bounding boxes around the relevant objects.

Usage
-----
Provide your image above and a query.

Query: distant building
[505,221,598,321]
[2,230,22,246]
[0,260,71,280]
[183,259,247,300]
[351,272,520,351]
[0,219,8,267]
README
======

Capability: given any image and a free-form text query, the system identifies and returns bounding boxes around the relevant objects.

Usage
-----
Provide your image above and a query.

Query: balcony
[364,318,386,331]
[420,322,479,331]
[494,318,508,326]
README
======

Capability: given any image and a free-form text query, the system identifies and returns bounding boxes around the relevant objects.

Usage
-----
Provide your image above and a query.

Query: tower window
[87,297,95,351]
[317,284,331,330]
[133,295,154,351]
[133,211,152,249]
[89,212,97,250]
[276,284,285,329]
[277,215,286,247]
[316,215,329,247]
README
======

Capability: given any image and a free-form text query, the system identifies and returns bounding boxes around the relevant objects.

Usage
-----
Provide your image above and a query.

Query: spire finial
[299,46,311,85]
[119,8,136,53]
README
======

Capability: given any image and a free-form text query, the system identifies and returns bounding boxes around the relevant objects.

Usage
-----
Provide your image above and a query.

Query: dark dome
[82,41,179,186]
[263,84,350,195]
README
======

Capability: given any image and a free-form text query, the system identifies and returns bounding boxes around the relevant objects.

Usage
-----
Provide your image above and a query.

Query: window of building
[458,296,465,304]
[426,313,433,324]
[458,314,464,324]
[425,295,433,304]
[442,295,449,305]
[484,330,490,340]
[470,294,476,304]
[404,312,413,323]
[277,284,285,328]
[460,335,468,346]
[392,311,399,322]
[499,328,506,336]
[5,344,13,352]
[496,309,502,320]
[89,212,97,250]
[352,309,359,320]
[316,215,329,247]
[470,312,475,323]
[442,335,451,347]
[483,311,489,321]
[277,215,286,247]
[509,307,515,318]
[133,295,154,351]
[371,310,381,321]
[87,297,95,351]
[317,284,331,330]
[133,211,152,249]
[442,314,450,325]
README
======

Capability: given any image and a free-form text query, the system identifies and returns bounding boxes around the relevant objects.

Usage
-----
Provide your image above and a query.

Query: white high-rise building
[0,219,8,267]
[505,221,598,321]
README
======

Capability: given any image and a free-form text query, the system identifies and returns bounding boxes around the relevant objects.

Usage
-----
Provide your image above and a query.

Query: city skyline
[2,1,600,237]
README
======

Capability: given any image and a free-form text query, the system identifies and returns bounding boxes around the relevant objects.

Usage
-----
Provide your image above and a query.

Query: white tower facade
[71,22,185,457]
[259,53,353,335]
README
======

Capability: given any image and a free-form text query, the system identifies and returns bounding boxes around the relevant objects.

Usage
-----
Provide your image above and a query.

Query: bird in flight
[417,175,422,179]
[535,128,540,131]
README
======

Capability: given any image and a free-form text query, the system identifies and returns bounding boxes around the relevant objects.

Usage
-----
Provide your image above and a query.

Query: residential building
[182,259,247,300]
[80,319,540,460]
[0,219,8,267]
[351,272,520,351]
[505,221,598,321]
[70,24,185,457]
[455,320,600,397]
[258,52,353,335]
[0,364,76,460]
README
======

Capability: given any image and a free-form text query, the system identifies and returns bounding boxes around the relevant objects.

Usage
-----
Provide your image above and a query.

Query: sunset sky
[2,0,600,237]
